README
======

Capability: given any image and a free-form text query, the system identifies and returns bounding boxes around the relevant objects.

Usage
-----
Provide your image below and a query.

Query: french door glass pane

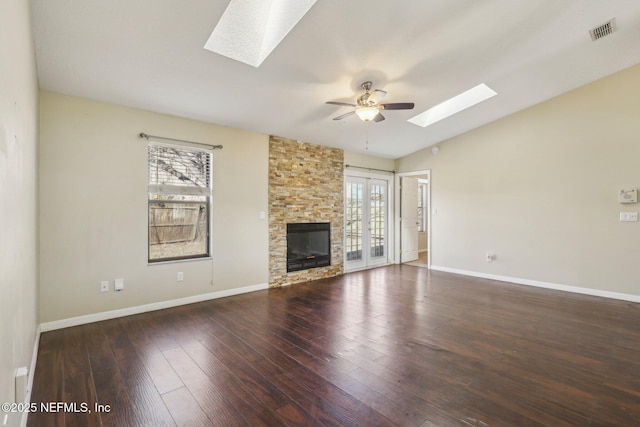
[345,182,363,261]
[370,183,385,258]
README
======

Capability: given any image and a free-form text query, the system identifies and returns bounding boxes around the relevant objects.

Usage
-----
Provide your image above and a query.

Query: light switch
[114,278,124,291]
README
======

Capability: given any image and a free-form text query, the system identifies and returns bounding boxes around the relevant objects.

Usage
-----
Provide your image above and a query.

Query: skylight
[408,83,497,128]
[204,0,317,67]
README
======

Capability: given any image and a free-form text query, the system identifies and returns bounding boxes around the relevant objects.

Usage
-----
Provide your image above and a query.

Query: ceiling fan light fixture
[356,106,379,122]
[328,81,412,122]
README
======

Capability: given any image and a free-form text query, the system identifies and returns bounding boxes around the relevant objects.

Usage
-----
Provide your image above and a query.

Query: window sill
[148,257,212,266]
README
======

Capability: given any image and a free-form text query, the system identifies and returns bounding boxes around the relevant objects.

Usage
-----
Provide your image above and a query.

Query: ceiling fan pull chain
[365,123,369,151]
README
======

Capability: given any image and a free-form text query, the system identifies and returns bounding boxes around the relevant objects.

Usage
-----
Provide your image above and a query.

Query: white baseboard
[20,325,41,427]
[40,283,269,332]
[430,265,640,303]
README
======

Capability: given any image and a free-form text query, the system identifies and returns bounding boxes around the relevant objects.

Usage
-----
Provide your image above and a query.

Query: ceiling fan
[326,81,415,122]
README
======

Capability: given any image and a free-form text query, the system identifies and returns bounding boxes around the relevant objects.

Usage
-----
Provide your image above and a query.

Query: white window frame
[147,140,213,263]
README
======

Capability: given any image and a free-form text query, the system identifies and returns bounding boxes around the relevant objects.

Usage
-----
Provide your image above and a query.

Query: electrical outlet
[100,281,109,292]
[177,272,184,282]
[486,252,495,263]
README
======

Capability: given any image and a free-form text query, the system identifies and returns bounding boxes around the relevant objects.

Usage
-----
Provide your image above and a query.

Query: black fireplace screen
[287,223,331,272]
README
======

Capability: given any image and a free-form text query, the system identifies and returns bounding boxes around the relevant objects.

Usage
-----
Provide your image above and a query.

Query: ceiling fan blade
[368,89,387,105]
[380,102,415,110]
[332,110,356,121]
[326,101,357,107]
[373,112,385,122]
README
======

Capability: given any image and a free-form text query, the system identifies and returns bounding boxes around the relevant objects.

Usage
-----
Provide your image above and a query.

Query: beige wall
[0,0,39,419]
[397,64,640,296]
[39,92,269,322]
[344,151,395,172]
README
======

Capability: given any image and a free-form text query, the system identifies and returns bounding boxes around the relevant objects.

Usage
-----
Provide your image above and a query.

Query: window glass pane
[418,183,426,232]
[148,197,209,261]
[148,144,211,189]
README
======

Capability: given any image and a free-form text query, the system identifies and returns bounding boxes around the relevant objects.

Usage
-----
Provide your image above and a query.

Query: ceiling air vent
[589,19,616,41]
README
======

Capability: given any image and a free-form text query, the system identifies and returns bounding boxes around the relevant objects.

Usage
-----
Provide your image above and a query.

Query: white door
[345,177,388,271]
[401,176,419,263]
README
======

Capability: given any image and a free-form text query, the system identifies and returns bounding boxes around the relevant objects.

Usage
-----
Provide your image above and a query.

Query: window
[148,141,212,262]
[418,180,427,232]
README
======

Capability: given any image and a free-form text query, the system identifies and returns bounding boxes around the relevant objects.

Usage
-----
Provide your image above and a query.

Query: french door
[345,176,388,271]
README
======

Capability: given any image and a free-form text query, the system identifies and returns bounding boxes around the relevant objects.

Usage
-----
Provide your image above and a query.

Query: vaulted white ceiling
[30,0,640,158]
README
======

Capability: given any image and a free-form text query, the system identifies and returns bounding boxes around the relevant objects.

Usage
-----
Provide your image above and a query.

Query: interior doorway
[396,171,430,268]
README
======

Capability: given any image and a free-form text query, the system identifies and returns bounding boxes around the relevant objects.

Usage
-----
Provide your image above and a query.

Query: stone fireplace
[268,136,344,287]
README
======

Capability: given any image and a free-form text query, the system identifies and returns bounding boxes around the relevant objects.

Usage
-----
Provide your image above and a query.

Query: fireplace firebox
[287,222,331,272]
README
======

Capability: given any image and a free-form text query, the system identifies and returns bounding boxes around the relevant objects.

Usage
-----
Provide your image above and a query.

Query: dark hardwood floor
[28,266,640,426]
